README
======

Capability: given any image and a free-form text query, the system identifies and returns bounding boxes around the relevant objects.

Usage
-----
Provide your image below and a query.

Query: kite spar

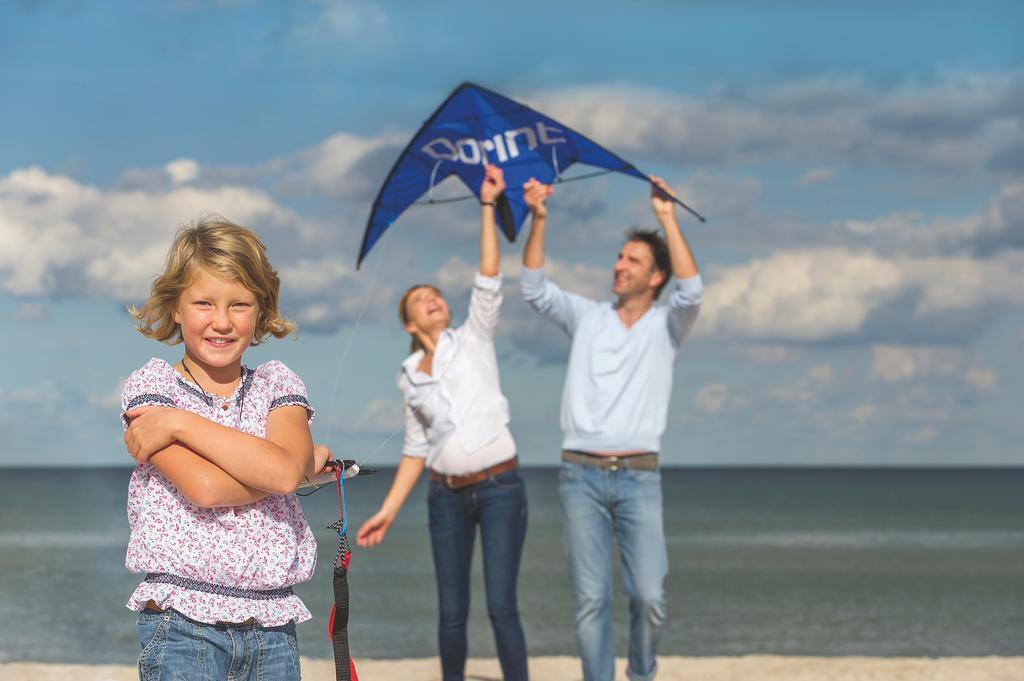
[357,82,705,267]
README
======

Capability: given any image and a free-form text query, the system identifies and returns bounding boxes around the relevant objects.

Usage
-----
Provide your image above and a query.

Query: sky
[1,0,1022,467]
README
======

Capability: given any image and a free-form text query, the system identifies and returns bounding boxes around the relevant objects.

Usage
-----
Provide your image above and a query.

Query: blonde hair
[398,284,442,354]
[131,216,296,345]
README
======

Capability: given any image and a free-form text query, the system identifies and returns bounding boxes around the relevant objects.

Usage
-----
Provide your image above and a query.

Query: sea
[0,467,1022,664]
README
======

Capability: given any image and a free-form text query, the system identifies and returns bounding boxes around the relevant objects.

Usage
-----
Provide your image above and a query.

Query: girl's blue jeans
[428,467,529,681]
[136,608,300,681]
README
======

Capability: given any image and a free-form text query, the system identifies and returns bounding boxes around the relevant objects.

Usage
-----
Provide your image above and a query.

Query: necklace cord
[180,357,246,426]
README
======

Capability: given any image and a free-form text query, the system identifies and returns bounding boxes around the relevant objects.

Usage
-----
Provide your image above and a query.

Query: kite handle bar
[668,195,706,223]
[645,180,706,223]
[327,459,377,476]
[300,459,377,490]
[398,170,707,223]
[551,169,707,223]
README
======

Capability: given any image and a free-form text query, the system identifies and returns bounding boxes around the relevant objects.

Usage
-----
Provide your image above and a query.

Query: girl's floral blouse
[121,357,317,626]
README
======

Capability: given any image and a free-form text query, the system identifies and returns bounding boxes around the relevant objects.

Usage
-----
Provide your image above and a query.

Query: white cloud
[310,0,390,43]
[278,255,398,331]
[871,345,964,382]
[675,172,762,219]
[90,380,126,411]
[0,166,308,300]
[761,363,834,405]
[964,366,998,391]
[276,0,392,55]
[431,254,608,303]
[165,158,199,185]
[694,382,729,414]
[278,132,404,199]
[839,182,1023,257]
[904,426,939,446]
[698,247,903,341]
[738,344,797,364]
[534,70,1024,173]
[849,403,877,424]
[807,363,834,383]
[798,168,837,186]
[540,258,609,302]
[1,382,63,417]
[10,303,48,321]
[697,246,1024,342]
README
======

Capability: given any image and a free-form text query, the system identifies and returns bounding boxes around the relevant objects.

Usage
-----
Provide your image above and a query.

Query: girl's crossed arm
[125,405,323,501]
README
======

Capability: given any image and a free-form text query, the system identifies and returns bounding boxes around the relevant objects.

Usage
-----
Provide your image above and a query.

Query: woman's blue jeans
[428,467,529,681]
[136,609,300,681]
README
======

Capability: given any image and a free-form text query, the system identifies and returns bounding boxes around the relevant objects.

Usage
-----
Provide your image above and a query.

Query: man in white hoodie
[520,176,703,681]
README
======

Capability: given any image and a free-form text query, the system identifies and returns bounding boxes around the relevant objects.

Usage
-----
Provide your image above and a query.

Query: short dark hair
[624,228,671,299]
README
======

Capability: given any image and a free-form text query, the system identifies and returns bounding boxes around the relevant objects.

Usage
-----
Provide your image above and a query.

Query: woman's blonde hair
[131,216,296,345]
[398,284,442,354]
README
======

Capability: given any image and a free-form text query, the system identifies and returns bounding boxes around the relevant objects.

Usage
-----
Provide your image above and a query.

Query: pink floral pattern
[122,357,317,626]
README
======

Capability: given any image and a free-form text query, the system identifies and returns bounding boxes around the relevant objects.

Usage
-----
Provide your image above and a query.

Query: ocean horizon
[1,466,1022,664]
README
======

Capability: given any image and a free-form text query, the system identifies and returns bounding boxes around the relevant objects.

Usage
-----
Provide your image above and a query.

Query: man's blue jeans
[428,467,529,681]
[136,609,300,681]
[559,461,668,681]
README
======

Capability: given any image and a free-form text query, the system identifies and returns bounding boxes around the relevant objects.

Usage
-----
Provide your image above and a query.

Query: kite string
[311,229,465,472]
[355,333,467,470]
[323,235,388,453]
[404,169,618,208]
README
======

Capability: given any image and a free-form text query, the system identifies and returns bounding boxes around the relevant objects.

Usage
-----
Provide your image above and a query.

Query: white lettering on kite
[421,122,566,165]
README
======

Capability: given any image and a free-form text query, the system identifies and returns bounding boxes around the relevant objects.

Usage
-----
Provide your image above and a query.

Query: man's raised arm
[650,175,699,280]
[650,175,703,346]
[520,178,595,337]
[522,178,551,270]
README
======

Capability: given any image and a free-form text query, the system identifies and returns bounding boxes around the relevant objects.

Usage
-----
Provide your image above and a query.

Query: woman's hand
[480,163,506,203]
[523,177,552,219]
[124,406,184,464]
[356,508,396,548]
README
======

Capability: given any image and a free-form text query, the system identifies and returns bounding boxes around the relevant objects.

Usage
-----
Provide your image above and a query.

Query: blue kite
[357,82,704,267]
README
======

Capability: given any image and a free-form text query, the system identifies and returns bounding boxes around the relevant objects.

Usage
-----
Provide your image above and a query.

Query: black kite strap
[326,466,359,681]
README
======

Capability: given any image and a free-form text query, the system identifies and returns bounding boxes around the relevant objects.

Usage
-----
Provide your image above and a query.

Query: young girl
[356,165,529,681]
[121,217,328,680]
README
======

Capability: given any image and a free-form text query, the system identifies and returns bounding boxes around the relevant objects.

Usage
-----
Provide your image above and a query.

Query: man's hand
[480,163,506,204]
[124,406,183,464]
[523,177,553,219]
[649,175,677,220]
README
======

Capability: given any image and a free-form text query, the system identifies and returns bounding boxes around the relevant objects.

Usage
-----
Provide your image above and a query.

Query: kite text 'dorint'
[421,122,567,165]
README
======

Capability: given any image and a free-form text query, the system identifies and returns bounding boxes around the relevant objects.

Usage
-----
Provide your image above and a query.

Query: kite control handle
[649,180,706,223]
[333,458,377,478]
[301,459,377,489]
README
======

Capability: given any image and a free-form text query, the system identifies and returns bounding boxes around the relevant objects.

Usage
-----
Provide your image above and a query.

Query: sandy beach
[2,656,1022,680]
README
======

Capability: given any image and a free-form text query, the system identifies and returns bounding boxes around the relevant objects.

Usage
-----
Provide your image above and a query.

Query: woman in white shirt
[356,165,528,681]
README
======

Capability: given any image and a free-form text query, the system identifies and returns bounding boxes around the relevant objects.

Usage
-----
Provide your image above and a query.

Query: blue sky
[2,0,1022,466]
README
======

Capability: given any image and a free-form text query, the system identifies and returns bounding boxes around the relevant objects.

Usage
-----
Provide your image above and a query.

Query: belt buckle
[445,474,455,489]
[608,456,620,472]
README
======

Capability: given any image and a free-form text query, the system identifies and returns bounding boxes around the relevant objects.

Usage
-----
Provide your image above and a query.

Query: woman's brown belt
[430,456,519,490]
